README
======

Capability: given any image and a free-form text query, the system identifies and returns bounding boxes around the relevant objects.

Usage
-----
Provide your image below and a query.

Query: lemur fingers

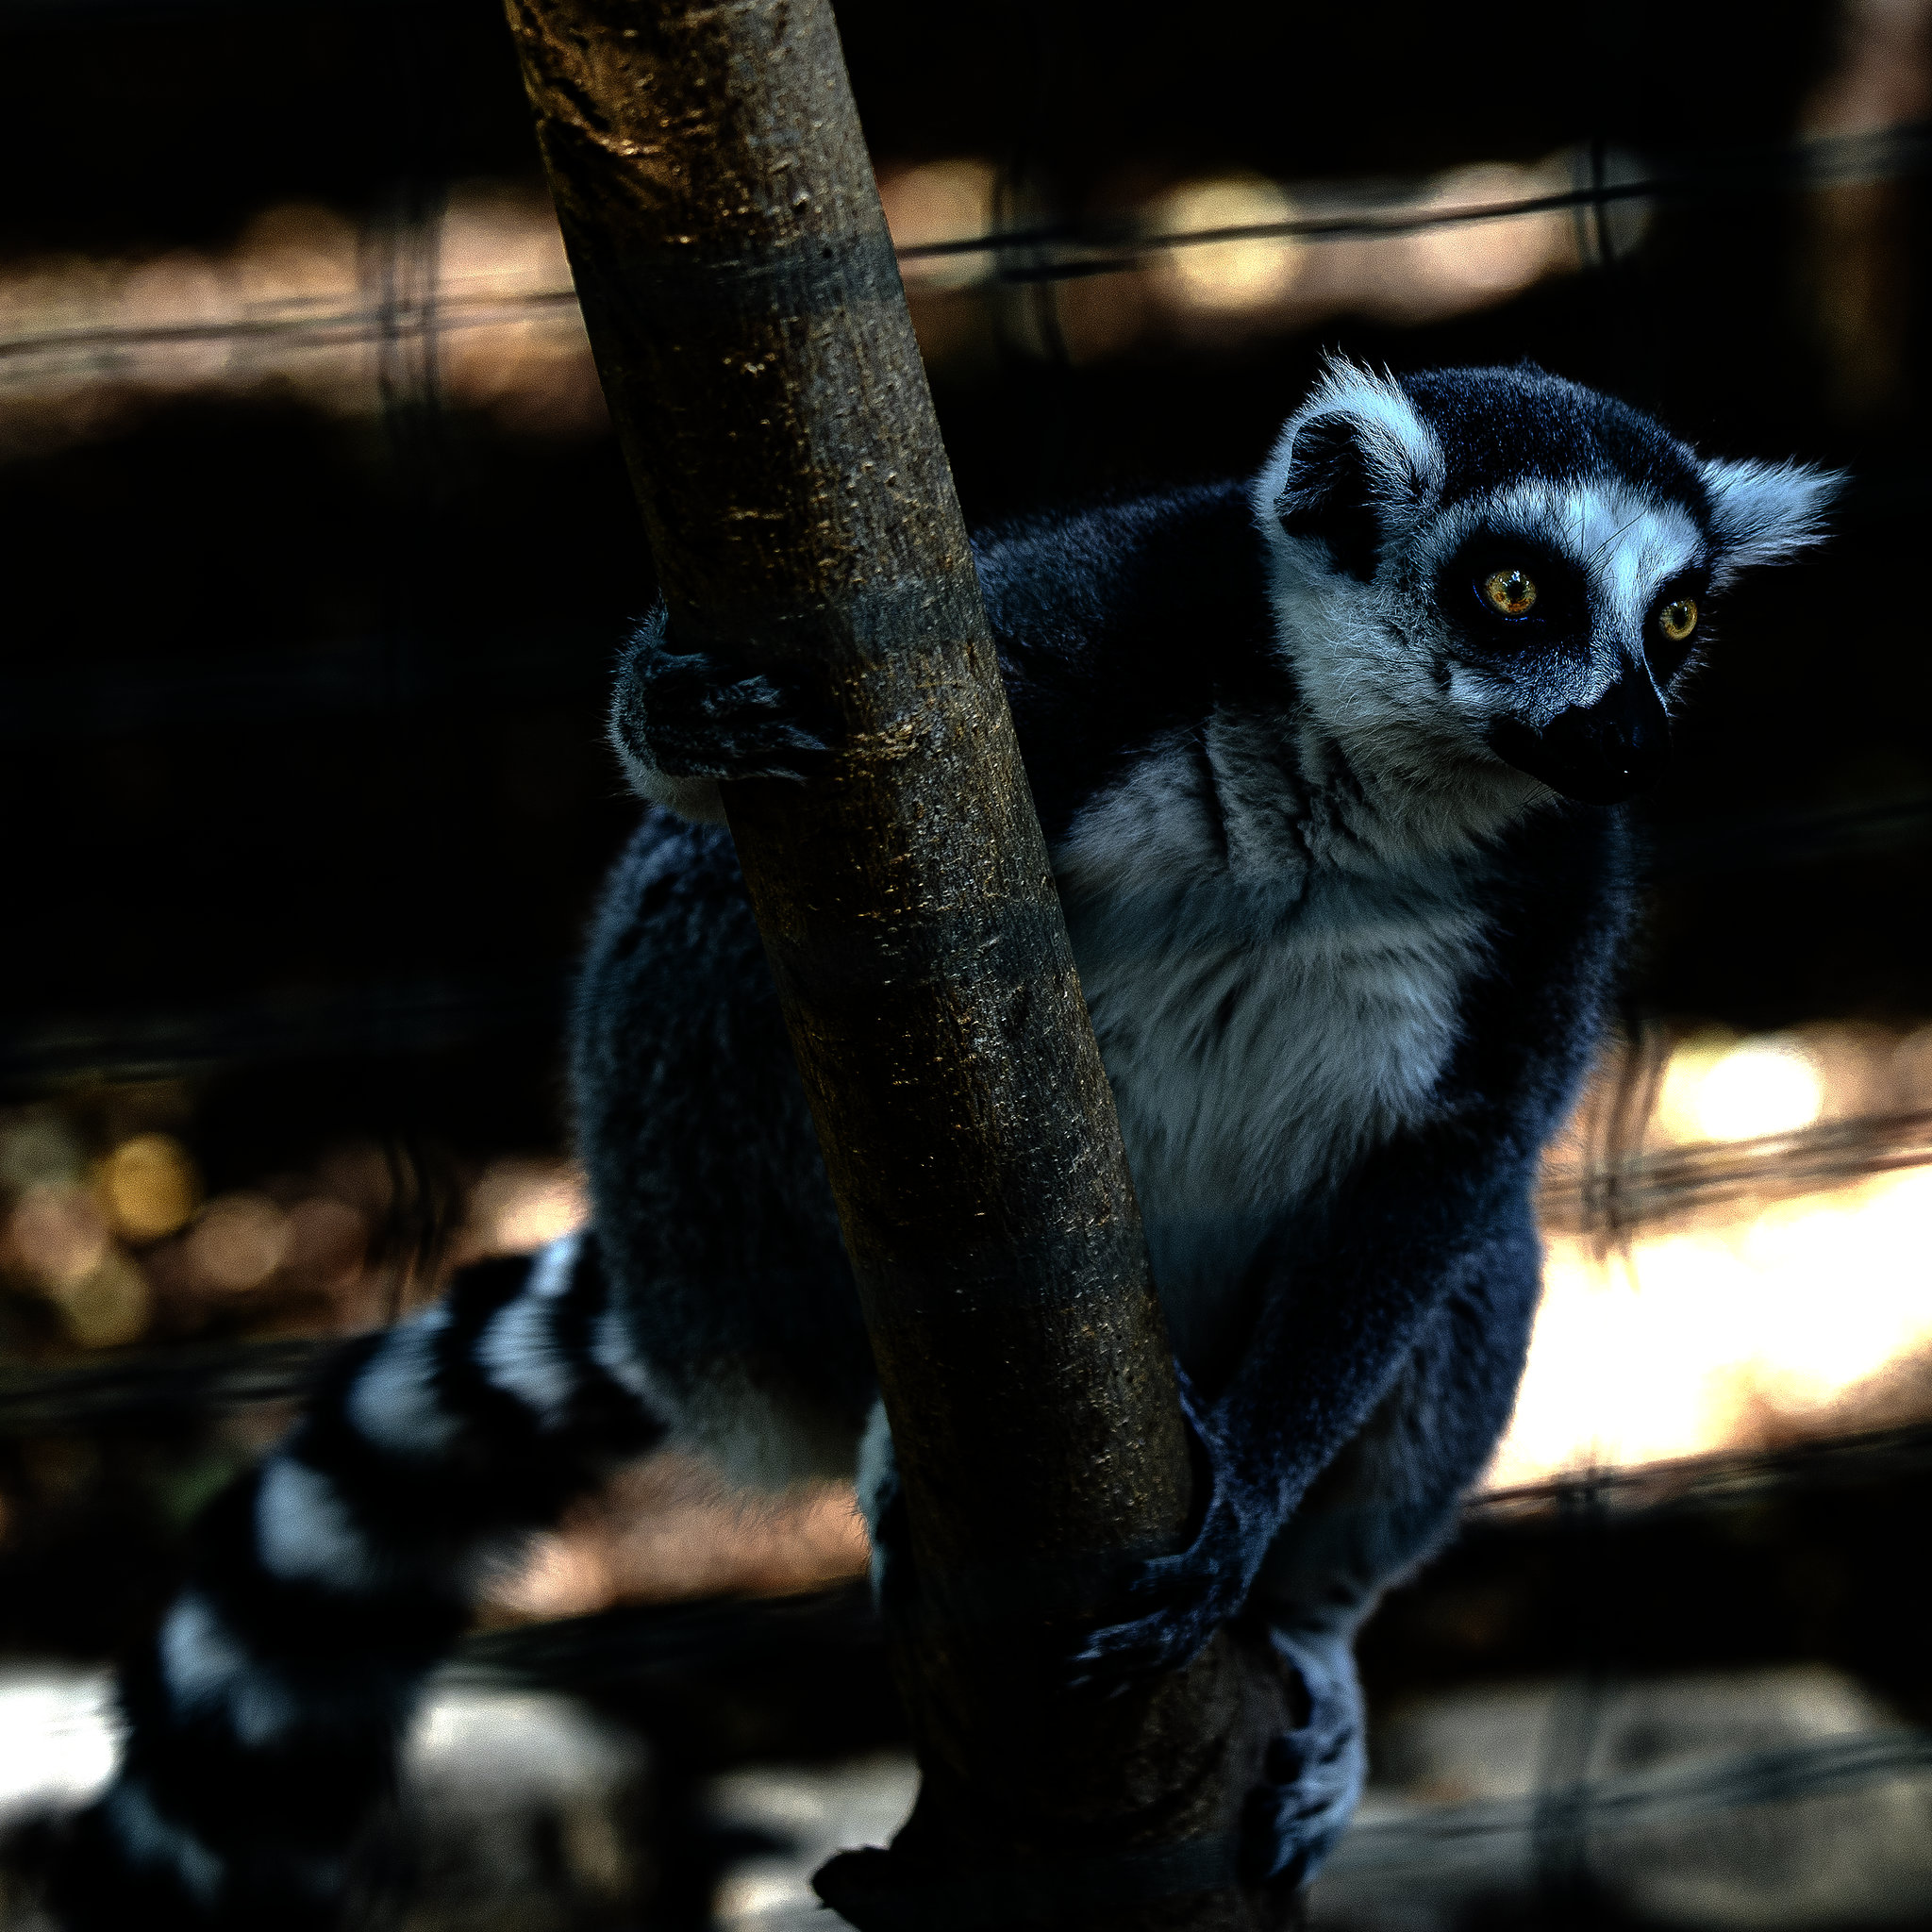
[53,1232,669,1931]
[608,606,837,791]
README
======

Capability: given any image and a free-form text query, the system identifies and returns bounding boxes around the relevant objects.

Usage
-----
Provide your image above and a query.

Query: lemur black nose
[1489,667,1671,806]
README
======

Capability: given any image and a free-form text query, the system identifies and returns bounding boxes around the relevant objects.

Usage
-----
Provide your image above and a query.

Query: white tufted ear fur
[1702,457,1845,588]
[1253,362,1445,586]
[1256,360,1444,536]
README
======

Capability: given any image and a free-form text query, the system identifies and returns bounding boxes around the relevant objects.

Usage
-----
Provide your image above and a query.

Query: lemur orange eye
[1657,597,1698,643]
[1481,568,1538,618]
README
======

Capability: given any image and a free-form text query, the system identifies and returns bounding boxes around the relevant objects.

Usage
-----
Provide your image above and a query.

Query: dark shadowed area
[5,0,1932,1925]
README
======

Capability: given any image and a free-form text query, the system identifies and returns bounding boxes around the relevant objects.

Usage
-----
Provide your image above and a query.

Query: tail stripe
[553,1241,679,1434]
[158,1594,301,1749]
[590,1297,670,1409]
[475,1279,583,1424]
[253,1457,386,1591]
[103,1778,225,1907]
[173,1472,435,1665]
[346,1309,459,1457]
[526,1227,583,1297]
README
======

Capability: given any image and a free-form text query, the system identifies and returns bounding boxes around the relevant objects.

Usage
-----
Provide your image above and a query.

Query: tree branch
[500,2,1297,1923]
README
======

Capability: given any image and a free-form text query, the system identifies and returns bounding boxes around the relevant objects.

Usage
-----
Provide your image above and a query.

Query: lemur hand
[1066,1366,1276,1690]
[609,606,837,787]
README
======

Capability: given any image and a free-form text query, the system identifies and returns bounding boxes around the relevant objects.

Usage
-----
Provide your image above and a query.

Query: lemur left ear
[1261,361,1440,583]
[1702,457,1845,588]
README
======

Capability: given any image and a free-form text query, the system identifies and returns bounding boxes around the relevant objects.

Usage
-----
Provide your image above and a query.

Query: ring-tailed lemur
[52,362,1838,1927]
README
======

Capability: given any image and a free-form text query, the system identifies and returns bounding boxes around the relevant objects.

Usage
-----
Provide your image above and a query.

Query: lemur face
[1255,362,1840,809]
[1425,472,1707,806]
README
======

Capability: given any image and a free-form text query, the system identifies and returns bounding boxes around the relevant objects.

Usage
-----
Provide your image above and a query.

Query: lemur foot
[1240,1625,1366,1889]
[608,606,837,789]
[1066,1366,1273,1690]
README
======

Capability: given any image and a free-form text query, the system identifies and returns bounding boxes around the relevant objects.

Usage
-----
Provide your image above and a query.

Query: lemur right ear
[1264,363,1439,583]
[1274,415,1385,582]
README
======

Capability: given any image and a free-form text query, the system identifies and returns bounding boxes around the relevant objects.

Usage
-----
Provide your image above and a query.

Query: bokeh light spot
[8,1185,110,1289]
[185,1192,290,1292]
[97,1134,201,1243]
[49,1254,152,1350]
[1156,176,1304,311]
[1695,1038,1828,1142]
[877,159,998,291]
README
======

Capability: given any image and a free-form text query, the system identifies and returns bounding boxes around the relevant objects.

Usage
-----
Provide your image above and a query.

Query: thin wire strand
[2,120,1926,372]
[893,120,1932,269]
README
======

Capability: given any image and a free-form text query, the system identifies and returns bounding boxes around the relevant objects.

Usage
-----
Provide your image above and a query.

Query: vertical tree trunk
[500,2,1297,1923]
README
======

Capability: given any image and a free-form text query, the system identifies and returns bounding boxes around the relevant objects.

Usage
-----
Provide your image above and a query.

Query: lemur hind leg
[51,1234,670,1931]
[571,803,878,1489]
[1238,1220,1542,1890]
[1239,1472,1452,1891]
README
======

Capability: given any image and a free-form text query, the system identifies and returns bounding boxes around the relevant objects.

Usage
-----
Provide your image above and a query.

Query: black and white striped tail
[52,1230,668,1930]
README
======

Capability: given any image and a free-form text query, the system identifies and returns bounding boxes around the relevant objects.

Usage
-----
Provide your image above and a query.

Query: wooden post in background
[500,2,1294,1923]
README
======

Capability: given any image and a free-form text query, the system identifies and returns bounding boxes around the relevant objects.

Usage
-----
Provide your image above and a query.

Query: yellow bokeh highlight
[1156,177,1304,312]
[97,1134,200,1243]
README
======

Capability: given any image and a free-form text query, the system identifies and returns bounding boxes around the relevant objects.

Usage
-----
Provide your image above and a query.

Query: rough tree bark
[499,2,1298,1924]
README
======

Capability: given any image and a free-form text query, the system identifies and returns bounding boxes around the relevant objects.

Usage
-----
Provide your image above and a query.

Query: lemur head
[1253,360,1841,810]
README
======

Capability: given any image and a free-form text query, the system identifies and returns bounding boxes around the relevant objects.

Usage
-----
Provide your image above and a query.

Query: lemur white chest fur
[1054,705,1498,1379]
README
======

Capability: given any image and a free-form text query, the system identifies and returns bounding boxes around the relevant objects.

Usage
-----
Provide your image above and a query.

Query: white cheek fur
[1263,436,1715,754]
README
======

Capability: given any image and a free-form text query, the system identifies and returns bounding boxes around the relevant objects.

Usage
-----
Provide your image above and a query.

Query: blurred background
[4,0,1932,1924]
